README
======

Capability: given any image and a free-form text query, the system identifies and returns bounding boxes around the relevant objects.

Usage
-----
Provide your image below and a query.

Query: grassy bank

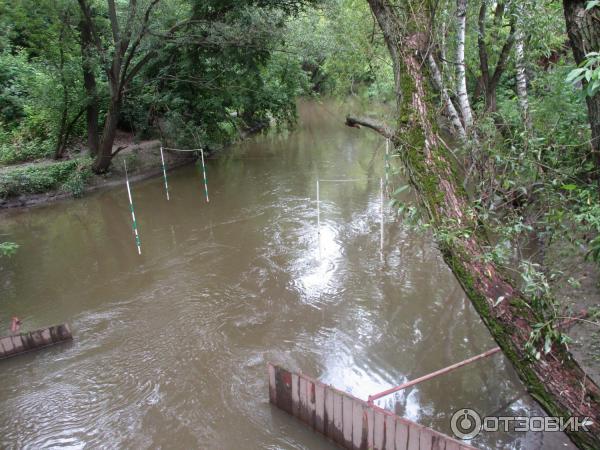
[0,157,92,200]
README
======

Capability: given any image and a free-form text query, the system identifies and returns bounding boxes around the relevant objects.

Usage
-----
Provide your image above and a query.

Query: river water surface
[0,101,575,449]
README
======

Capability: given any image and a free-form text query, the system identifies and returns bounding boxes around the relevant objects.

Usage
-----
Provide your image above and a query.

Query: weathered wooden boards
[268,363,476,450]
[0,324,72,359]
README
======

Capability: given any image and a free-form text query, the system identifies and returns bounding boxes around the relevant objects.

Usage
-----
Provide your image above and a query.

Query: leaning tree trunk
[362,1,599,448]
[563,0,600,178]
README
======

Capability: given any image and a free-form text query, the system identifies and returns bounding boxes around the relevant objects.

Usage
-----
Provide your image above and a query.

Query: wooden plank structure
[0,324,72,360]
[268,363,476,450]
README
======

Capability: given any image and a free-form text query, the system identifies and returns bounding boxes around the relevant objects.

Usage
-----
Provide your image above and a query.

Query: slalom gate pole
[124,160,142,255]
[160,146,170,201]
[200,149,209,203]
[380,177,384,253]
[385,138,390,190]
[316,179,320,235]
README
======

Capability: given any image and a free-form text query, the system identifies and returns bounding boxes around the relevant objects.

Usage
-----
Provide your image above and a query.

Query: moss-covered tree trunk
[363,1,600,448]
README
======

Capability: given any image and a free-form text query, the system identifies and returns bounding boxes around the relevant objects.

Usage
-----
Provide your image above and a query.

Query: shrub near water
[0,139,54,165]
[0,157,92,199]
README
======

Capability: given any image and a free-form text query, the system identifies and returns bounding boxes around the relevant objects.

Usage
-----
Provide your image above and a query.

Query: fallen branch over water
[345,116,395,140]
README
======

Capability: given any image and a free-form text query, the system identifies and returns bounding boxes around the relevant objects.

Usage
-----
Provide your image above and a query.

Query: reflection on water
[0,100,574,449]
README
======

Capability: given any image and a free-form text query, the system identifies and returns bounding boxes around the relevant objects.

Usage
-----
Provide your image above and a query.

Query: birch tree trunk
[427,54,467,140]
[455,0,474,130]
[514,5,530,130]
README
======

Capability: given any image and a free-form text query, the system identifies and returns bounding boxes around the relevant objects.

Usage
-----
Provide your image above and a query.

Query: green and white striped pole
[160,146,170,201]
[124,160,142,255]
[385,138,390,191]
[380,177,384,253]
[200,149,209,203]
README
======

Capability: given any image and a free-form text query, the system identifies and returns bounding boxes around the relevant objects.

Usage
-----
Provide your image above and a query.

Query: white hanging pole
[124,160,142,255]
[160,146,170,201]
[380,177,384,253]
[200,149,210,203]
[385,138,390,189]
[317,179,321,235]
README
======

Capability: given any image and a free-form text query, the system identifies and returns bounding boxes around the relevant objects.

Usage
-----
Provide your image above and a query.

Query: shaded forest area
[1,0,600,447]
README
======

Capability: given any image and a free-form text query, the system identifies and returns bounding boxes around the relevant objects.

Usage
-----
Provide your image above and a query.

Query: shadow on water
[0,100,574,449]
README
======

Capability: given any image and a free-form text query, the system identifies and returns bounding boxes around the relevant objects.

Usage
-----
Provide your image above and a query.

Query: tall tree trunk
[455,0,474,130]
[78,4,99,157]
[515,15,530,129]
[477,0,515,113]
[427,54,467,140]
[55,25,69,160]
[93,97,120,173]
[362,1,600,448]
[78,0,162,173]
[563,0,600,177]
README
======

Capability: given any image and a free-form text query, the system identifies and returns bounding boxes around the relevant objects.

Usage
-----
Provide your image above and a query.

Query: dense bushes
[0,157,91,199]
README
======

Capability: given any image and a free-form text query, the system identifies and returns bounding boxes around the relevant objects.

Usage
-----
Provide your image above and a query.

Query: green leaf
[392,185,409,195]
[585,0,599,11]
[561,184,577,191]
[588,79,600,97]
[565,67,586,83]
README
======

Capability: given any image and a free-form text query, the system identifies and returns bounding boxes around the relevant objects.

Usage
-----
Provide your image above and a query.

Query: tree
[354,1,600,447]
[475,0,516,113]
[77,0,166,173]
[514,2,530,129]
[1,0,86,159]
[563,0,600,179]
[76,0,315,173]
[455,0,474,130]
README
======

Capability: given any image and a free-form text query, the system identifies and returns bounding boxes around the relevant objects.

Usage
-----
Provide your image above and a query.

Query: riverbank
[546,237,600,387]
[0,134,204,210]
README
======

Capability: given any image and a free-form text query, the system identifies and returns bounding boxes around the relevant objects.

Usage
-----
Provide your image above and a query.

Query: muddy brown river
[0,101,575,449]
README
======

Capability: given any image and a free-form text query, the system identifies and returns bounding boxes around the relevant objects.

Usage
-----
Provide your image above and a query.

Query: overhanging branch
[345,116,395,139]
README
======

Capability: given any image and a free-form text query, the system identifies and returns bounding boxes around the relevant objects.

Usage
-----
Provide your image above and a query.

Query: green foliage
[516,261,572,360]
[60,158,93,197]
[587,1,600,10]
[134,3,310,148]
[284,0,394,100]
[0,241,18,257]
[0,137,54,165]
[0,50,33,125]
[567,52,600,97]
[0,1,85,157]
[0,157,91,199]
